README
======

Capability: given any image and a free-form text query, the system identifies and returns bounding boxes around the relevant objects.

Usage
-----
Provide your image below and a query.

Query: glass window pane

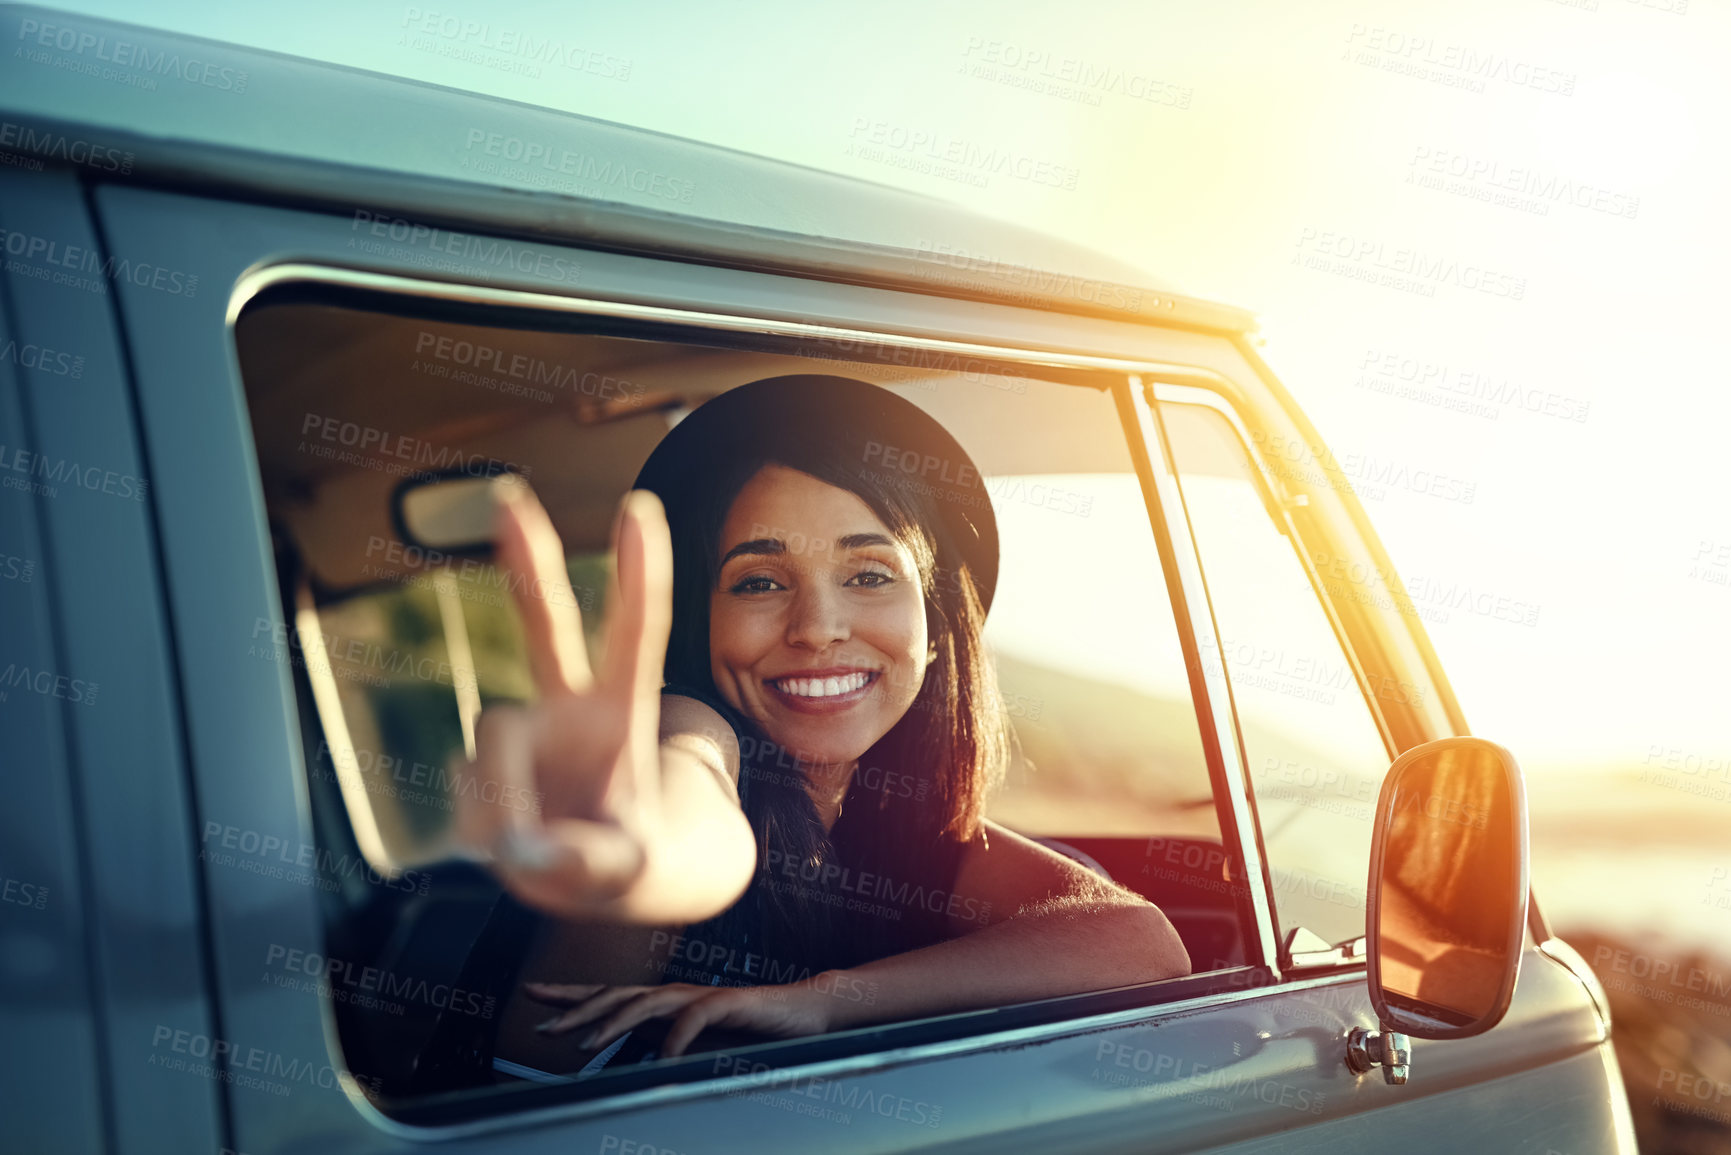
[1164,400,1392,950]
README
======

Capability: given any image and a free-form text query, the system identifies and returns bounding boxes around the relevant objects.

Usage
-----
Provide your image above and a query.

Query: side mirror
[1349,737,1529,1083]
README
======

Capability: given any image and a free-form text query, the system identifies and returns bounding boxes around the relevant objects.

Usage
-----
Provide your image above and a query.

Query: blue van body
[0,6,1636,1152]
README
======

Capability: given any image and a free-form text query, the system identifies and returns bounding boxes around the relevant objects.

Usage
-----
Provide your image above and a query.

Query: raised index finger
[493,476,593,695]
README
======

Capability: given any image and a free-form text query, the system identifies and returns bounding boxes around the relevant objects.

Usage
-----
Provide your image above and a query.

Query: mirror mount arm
[1345,1025,1411,1085]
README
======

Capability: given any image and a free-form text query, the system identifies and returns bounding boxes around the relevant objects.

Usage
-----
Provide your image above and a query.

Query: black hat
[632,374,999,617]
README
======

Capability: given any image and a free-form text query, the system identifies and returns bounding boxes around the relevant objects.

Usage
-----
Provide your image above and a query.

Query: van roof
[0,3,1255,332]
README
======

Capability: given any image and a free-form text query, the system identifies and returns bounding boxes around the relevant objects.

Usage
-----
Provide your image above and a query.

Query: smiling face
[710,464,929,773]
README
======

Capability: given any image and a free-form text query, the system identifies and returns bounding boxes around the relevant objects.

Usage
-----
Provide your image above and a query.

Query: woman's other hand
[523,979,837,1058]
[453,482,750,923]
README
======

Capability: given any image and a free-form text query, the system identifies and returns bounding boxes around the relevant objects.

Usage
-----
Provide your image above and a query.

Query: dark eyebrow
[719,532,898,567]
[719,538,784,567]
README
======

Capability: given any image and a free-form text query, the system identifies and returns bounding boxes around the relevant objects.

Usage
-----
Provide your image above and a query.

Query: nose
[784,580,850,652]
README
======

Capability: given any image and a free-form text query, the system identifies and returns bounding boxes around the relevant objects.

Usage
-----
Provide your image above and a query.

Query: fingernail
[495,826,560,872]
[535,1016,561,1034]
[577,1029,600,1048]
[492,474,531,505]
[624,490,663,520]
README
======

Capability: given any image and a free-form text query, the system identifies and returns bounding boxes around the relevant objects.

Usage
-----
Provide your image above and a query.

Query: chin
[769,723,877,769]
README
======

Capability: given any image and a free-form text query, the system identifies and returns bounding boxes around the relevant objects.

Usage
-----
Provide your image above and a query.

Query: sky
[26,0,1731,776]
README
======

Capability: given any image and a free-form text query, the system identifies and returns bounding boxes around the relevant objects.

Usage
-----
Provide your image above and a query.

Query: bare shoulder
[659,692,742,789]
[948,819,1138,933]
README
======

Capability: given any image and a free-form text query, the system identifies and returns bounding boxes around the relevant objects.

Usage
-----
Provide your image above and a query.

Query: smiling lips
[765,668,880,713]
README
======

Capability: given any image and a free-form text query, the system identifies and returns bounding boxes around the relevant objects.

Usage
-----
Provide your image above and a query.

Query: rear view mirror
[392,469,527,553]
[1366,736,1529,1042]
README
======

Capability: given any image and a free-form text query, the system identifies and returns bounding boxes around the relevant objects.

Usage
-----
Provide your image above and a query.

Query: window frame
[1145,382,1403,973]
[228,261,1288,1127]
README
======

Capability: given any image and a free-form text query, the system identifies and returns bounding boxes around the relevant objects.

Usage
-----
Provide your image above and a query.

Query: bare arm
[603,695,755,924]
[529,819,1191,1055]
[818,820,1191,1029]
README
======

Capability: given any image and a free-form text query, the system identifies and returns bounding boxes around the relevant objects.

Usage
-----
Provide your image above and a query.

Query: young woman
[436,375,1189,1081]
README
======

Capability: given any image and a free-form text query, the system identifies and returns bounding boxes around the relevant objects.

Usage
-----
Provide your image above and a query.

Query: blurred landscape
[1530,769,1731,1154]
[989,648,1731,1152]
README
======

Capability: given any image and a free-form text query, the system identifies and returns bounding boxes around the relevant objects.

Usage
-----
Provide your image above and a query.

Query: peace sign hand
[452,479,676,920]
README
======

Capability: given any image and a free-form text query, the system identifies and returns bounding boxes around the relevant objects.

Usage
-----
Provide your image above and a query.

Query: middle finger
[494,477,594,696]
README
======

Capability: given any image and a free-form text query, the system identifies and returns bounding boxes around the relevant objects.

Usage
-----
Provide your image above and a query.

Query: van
[0,6,1637,1152]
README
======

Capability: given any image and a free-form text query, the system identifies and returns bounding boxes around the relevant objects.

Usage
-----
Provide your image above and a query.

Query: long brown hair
[655,409,1008,973]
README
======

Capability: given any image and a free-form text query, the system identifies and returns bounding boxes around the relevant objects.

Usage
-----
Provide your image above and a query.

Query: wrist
[802,968,878,1031]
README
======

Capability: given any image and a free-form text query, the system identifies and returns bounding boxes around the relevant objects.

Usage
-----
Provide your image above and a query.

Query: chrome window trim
[1147,383,1401,760]
[1146,382,1400,971]
[367,969,1373,1141]
[224,261,1284,1134]
[1122,378,1282,976]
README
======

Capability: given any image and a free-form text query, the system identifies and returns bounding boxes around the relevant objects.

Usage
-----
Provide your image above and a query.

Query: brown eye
[846,570,894,588]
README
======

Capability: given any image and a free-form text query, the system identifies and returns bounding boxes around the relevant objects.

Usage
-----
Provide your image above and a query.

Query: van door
[82,178,1625,1153]
[1142,378,1632,1154]
[0,167,223,1155]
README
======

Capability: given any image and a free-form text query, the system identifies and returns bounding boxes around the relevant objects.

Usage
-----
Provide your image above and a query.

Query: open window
[1160,393,1396,964]
[232,282,1258,1119]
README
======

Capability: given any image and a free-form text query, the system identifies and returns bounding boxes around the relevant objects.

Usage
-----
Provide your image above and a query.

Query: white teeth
[775,672,870,698]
